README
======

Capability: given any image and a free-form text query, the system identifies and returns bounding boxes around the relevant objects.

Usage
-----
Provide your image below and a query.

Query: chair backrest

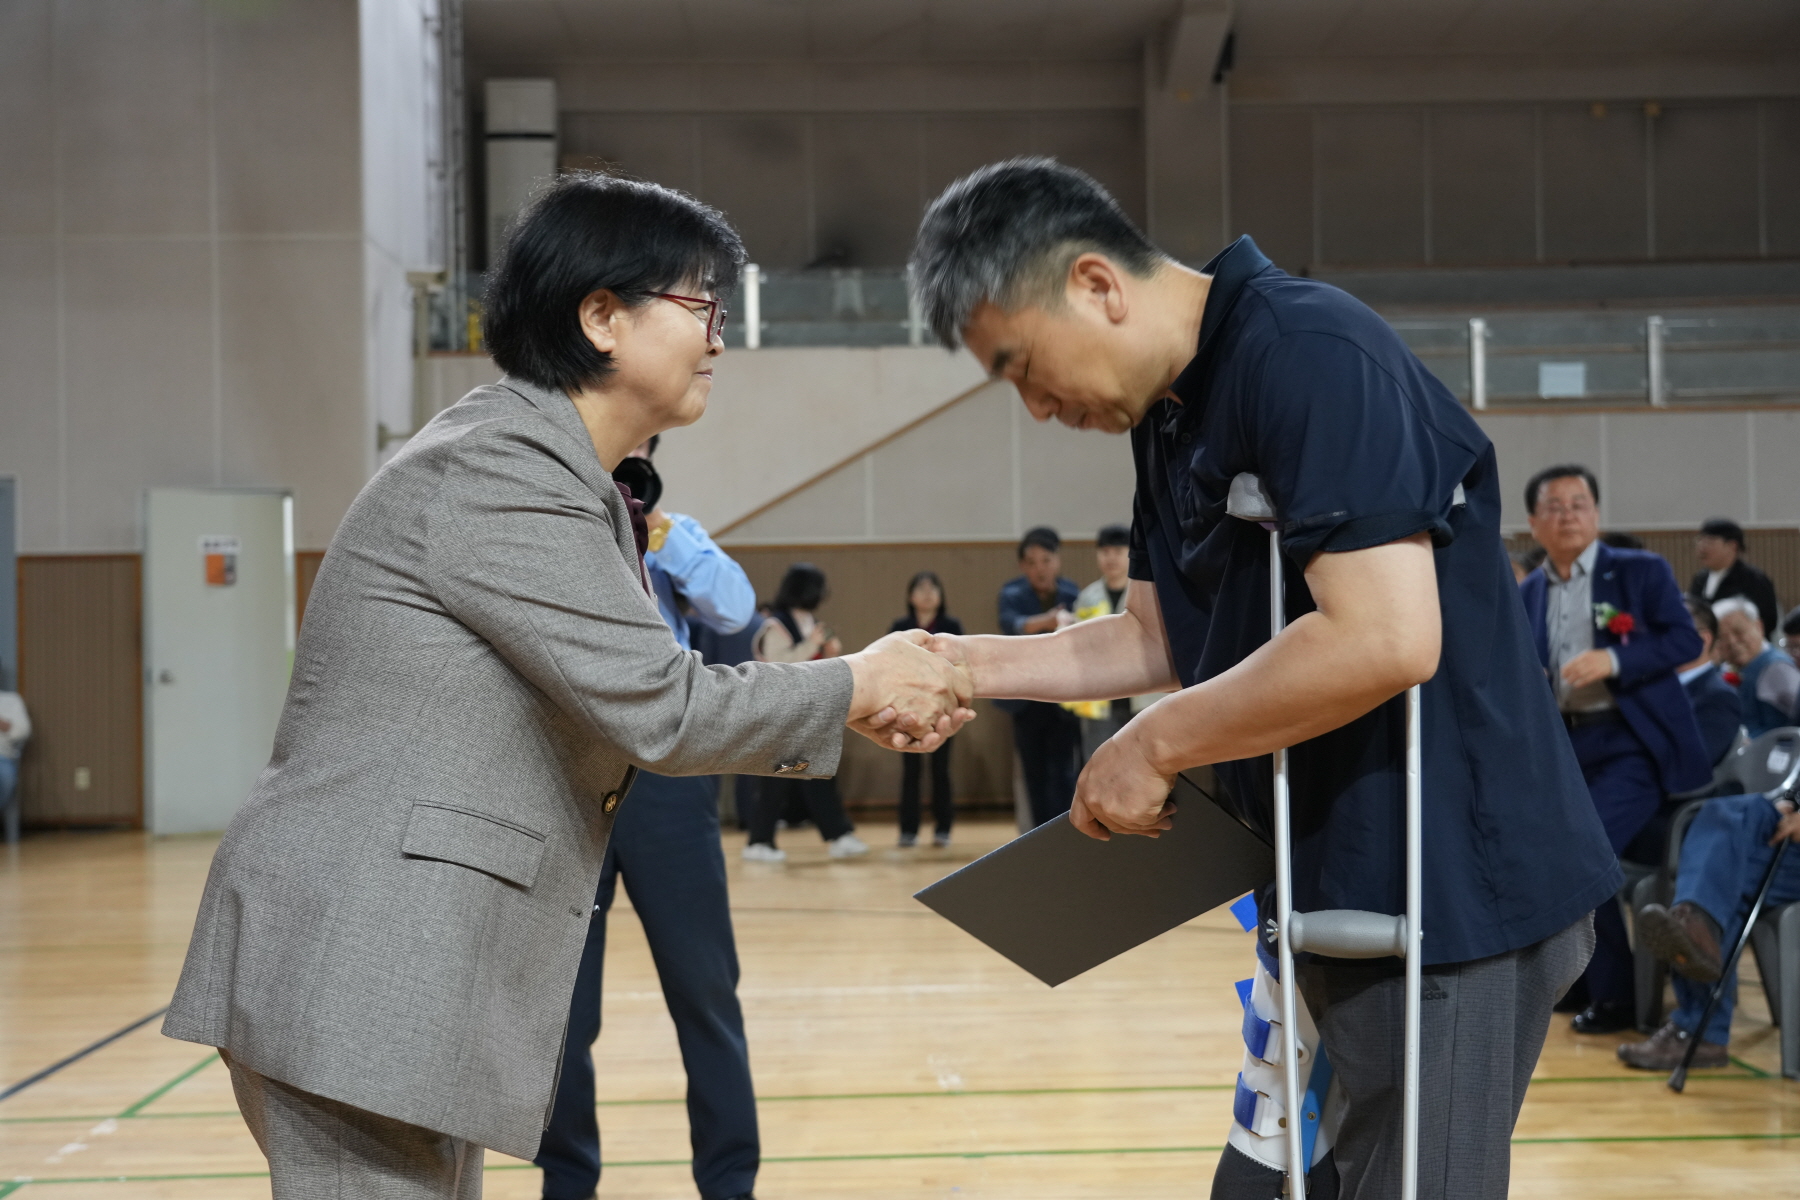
[1720,726,1800,796]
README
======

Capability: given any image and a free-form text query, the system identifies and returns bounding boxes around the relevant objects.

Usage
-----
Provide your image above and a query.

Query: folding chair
[1227,473,1422,1200]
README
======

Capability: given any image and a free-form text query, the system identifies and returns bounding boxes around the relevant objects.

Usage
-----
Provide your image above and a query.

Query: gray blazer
[163,377,853,1159]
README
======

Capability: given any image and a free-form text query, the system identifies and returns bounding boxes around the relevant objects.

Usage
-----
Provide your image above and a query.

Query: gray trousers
[1304,914,1593,1200]
[1212,915,1594,1200]
[229,1059,483,1200]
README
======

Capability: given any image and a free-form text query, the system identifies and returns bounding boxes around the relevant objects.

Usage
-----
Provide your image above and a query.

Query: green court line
[117,1053,219,1118]
[2,1065,1778,1129]
[1731,1055,1774,1078]
[18,1131,1800,1189]
[0,1182,24,1198]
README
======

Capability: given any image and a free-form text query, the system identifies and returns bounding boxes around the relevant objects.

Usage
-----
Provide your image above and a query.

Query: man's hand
[1019,608,1066,635]
[1560,649,1616,689]
[1771,809,1800,846]
[1069,724,1177,840]
[844,630,976,752]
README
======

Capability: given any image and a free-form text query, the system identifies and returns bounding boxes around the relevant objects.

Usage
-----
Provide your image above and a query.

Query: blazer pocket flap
[401,803,547,890]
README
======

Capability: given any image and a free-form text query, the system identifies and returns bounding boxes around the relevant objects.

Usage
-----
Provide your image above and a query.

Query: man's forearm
[963,610,1176,702]
[1122,537,1441,775]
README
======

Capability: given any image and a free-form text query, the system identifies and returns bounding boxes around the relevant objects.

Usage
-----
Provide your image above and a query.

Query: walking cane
[1226,475,1423,1200]
[1667,757,1800,1092]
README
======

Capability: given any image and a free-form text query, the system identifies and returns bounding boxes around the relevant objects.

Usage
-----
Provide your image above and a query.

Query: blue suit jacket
[1519,542,1710,795]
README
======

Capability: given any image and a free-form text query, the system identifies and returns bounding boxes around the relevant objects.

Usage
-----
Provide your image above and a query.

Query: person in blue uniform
[996,527,1081,827]
[908,158,1619,1200]
[1517,465,1711,1035]
[537,436,763,1200]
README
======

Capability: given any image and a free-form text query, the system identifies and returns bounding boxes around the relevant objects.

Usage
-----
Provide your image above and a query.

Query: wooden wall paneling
[16,554,143,827]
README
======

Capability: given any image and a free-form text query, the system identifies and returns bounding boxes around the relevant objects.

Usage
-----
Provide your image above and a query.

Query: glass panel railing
[1391,307,1800,407]
[434,267,1799,407]
[723,267,921,349]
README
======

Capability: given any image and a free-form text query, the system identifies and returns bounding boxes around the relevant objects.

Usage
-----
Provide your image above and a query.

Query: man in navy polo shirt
[909,158,1619,1199]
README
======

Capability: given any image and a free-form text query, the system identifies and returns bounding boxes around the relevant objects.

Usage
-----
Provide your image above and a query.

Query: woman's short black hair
[773,563,828,613]
[483,172,745,393]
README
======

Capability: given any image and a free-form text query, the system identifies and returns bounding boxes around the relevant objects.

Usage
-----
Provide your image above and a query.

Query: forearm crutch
[1667,757,1800,1092]
[1227,474,1423,1200]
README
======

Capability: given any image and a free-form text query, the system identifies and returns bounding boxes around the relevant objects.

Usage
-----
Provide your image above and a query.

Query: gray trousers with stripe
[229,1059,483,1199]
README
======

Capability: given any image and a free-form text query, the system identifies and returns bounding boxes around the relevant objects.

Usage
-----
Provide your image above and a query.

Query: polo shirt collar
[1167,235,1273,413]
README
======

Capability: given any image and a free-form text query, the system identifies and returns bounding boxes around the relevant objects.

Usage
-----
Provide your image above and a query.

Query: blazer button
[775,760,809,775]
[602,791,621,814]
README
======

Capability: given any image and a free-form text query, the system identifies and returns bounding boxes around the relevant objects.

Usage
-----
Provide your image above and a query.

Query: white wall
[422,347,989,534]
[0,0,370,553]
[422,347,1800,544]
[364,0,450,467]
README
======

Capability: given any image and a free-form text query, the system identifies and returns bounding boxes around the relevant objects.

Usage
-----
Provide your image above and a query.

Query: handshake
[842,630,977,752]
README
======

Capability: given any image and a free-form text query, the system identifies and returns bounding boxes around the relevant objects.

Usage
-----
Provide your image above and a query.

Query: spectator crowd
[1513,467,1800,1071]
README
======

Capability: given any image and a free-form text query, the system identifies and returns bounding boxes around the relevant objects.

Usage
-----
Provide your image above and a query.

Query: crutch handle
[1289,909,1410,958]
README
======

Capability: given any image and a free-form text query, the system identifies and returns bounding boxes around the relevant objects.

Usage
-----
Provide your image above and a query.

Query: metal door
[144,489,293,834]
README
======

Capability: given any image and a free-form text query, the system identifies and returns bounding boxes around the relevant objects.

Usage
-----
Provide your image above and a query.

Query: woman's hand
[844,630,976,752]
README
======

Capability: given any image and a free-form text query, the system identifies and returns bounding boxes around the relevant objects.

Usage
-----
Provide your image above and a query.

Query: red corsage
[1607,613,1635,641]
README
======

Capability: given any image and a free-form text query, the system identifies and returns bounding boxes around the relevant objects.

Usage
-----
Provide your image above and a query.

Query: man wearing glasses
[1519,464,1710,1035]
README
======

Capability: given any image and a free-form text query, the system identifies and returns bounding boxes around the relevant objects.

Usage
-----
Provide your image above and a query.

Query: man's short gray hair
[908,157,1164,349]
[1714,596,1762,626]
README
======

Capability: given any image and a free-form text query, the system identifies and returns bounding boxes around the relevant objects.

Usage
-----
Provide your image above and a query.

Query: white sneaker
[741,842,787,862]
[827,833,869,858]
[932,832,951,848]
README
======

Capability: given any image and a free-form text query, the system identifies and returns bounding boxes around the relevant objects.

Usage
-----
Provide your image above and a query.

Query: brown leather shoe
[1637,902,1723,983]
[1617,1021,1728,1071]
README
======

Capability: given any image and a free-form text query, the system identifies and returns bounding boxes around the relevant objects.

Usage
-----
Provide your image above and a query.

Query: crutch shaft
[1269,527,1308,1198]
[1668,840,1790,1092]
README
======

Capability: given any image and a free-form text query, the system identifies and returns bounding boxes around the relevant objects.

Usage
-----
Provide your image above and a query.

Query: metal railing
[431,268,1798,408]
[727,265,925,350]
[1396,307,1800,409]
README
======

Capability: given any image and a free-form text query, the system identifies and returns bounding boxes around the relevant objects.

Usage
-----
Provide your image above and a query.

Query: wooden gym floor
[2,820,1796,1199]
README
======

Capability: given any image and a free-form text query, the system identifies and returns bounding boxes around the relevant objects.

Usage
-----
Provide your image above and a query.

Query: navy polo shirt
[1129,237,1621,967]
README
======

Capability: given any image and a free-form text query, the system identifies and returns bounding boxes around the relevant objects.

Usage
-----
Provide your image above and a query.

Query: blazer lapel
[1591,541,1622,649]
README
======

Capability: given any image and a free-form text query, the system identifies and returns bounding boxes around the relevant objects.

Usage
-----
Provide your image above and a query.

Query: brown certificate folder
[914,773,1275,986]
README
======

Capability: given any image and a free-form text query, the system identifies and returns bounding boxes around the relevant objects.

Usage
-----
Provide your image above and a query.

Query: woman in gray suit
[163,174,972,1199]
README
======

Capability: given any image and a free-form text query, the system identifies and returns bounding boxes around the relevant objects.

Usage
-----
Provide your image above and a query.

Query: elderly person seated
[1715,597,1800,737]
[1628,797,1800,1069]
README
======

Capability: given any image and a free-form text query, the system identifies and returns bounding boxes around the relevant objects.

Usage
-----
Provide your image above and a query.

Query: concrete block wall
[0,0,371,554]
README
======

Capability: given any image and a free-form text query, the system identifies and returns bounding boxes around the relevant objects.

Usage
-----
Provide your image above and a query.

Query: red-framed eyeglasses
[657,292,727,342]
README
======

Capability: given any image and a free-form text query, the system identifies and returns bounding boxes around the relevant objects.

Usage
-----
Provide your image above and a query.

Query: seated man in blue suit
[1682,596,1745,768]
[1520,464,1710,1034]
[1628,792,1800,1069]
[1714,597,1800,738]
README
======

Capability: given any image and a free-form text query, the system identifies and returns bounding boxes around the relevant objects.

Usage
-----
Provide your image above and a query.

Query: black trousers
[537,772,758,1200]
[899,742,954,837]
[1012,701,1082,827]
[747,776,853,846]
[1567,718,1663,1008]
